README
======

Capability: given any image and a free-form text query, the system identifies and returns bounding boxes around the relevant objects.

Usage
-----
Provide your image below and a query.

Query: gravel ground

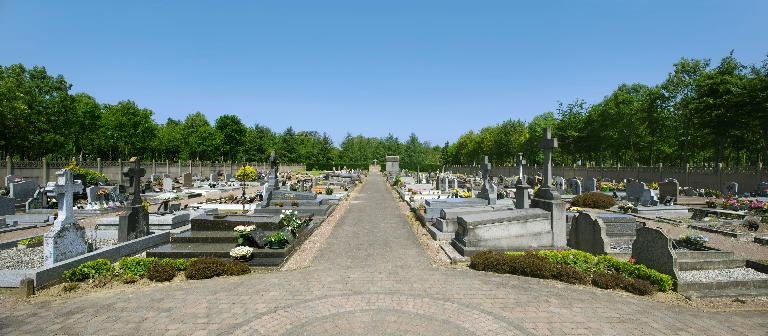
[0,246,43,270]
[678,267,768,283]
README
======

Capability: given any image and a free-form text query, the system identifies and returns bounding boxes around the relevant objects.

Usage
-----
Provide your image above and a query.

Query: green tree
[214,114,248,161]
[99,100,157,159]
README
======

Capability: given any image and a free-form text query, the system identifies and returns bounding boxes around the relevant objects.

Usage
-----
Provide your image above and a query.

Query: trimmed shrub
[570,192,616,209]
[556,265,591,285]
[117,257,158,277]
[595,255,673,292]
[146,262,177,282]
[185,258,227,280]
[537,250,600,273]
[591,272,628,290]
[623,278,657,296]
[225,261,252,276]
[62,259,115,282]
[511,253,559,279]
[120,274,140,284]
[470,251,508,273]
[158,258,190,272]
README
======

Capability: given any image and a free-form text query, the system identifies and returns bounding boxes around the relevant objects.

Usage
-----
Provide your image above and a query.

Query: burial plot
[9,180,36,206]
[182,172,193,188]
[428,205,509,241]
[0,197,14,215]
[568,178,582,195]
[723,181,738,196]
[584,177,597,193]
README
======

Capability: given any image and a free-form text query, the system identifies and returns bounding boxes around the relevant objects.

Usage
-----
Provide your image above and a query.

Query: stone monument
[43,169,87,266]
[475,156,497,205]
[514,153,531,209]
[118,157,150,242]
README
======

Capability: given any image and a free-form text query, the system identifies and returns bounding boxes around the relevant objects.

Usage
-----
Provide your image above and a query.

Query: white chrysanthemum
[229,246,254,257]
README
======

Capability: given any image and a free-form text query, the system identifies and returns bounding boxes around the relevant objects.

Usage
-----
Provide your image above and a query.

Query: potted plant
[233,225,256,247]
[280,209,303,237]
[291,200,300,207]
[265,232,289,249]
[229,246,254,261]
[17,236,43,249]
[325,187,334,195]
[417,203,426,215]
[274,201,285,208]
[617,201,635,214]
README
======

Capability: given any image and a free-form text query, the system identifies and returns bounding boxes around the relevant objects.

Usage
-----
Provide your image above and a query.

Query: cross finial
[123,157,146,206]
[516,153,526,185]
[481,155,491,182]
[53,169,83,226]
[539,128,558,189]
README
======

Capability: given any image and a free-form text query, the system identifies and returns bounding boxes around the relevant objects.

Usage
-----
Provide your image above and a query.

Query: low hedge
[570,192,616,209]
[117,257,190,277]
[185,258,227,280]
[471,250,673,295]
[146,262,177,282]
[62,259,115,282]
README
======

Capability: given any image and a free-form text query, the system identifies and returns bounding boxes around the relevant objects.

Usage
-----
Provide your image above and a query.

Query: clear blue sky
[1,1,766,146]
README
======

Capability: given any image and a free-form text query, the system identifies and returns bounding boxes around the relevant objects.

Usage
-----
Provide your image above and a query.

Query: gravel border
[678,268,768,283]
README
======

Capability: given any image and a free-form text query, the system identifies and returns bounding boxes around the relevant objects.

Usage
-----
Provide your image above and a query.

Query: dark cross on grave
[539,127,558,189]
[481,156,491,185]
[516,153,526,186]
[53,169,84,226]
[123,157,146,206]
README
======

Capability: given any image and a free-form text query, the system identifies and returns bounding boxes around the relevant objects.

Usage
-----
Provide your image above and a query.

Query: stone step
[677,259,746,271]
[146,243,291,266]
[171,231,237,244]
[675,250,735,262]
[677,278,768,292]
[682,287,768,299]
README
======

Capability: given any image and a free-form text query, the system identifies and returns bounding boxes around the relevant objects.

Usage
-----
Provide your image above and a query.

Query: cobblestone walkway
[1,172,766,335]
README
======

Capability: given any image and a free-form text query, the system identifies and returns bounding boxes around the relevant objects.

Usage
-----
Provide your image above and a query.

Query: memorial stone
[43,169,87,266]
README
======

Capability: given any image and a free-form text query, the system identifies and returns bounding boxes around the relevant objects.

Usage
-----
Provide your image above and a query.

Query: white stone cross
[53,169,83,227]
[539,128,558,189]
[481,156,491,183]
[516,153,526,185]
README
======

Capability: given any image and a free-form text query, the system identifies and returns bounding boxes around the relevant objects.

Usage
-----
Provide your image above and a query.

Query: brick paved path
[1,172,766,335]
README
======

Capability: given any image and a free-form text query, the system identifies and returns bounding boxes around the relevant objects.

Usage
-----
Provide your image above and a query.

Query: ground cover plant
[469,250,673,295]
[569,192,616,209]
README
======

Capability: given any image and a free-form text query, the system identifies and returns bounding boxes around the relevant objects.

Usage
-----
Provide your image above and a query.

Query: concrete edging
[0,231,170,288]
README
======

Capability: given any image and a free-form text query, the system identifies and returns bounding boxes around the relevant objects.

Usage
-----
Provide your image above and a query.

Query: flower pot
[233,254,254,262]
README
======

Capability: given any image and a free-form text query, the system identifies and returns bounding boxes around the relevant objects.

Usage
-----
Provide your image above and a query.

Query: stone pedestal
[43,223,87,266]
[118,205,150,242]
[514,182,531,209]
[531,188,567,248]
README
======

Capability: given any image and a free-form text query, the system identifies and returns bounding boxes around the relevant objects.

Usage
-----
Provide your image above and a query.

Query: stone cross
[516,153,526,185]
[123,157,146,206]
[52,169,83,226]
[539,128,558,189]
[481,156,491,184]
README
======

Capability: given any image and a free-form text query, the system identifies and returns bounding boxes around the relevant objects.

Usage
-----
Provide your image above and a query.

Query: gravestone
[86,186,100,204]
[568,178,582,195]
[584,177,597,193]
[554,177,566,194]
[209,174,217,183]
[385,156,400,175]
[568,213,610,255]
[631,227,678,280]
[526,176,536,188]
[723,181,738,195]
[514,153,531,209]
[756,182,768,196]
[658,179,679,204]
[530,127,567,247]
[4,175,19,187]
[626,181,646,201]
[261,151,280,208]
[0,196,14,215]
[182,172,193,188]
[441,175,450,192]
[118,157,150,242]
[163,177,173,192]
[9,180,36,205]
[43,169,87,266]
[475,156,497,205]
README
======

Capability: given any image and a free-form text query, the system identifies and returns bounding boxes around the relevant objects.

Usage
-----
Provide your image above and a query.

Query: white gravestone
[43,170,87,266]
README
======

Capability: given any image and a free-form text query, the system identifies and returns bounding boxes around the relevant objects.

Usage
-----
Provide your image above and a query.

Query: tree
[181,112,219,161]
[99,100,157,159]
[214,114,248,161]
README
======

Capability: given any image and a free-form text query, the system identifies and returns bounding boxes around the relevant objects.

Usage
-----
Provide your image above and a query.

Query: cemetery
[2,3,768,333]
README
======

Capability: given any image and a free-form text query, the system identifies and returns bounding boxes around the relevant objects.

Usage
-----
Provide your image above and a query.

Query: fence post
[97,158,102,173]
[165,160,170,176]
[718,163,723,191]
[42,157,49,184]
[198,160,202,176]
[685,163,690,188]
[658,163,663,182]
[118,159,124,186]
[178,160,182,176]
[6,155,12,178]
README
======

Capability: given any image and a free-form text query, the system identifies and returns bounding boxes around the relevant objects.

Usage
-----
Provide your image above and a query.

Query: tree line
[0,63,439,168]
[3,51,766,169]
[444,52,768,167]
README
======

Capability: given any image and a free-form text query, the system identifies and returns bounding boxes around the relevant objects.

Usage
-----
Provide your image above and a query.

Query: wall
[1,158,305,188]
[445,164,767,191]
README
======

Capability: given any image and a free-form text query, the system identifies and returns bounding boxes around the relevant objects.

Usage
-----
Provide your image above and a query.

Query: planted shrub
[120,275,140,284]
[225,261,252,276]
[595,255,673,292]
[158,258,190,272]
[118,257,158,277]
[556,265,591,285]
[623,278,657,296]
[570,192,616,209]
[62,259,115,282]
[185,258,227,280]
[511,253,558,279]
[146,262,177,282]
[591,272,628,290]
[470,251,513,274]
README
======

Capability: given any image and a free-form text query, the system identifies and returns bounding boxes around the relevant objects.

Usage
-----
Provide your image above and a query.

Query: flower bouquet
[234,225,256,247]
[679,234,709,250]
[230,246,254,261]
